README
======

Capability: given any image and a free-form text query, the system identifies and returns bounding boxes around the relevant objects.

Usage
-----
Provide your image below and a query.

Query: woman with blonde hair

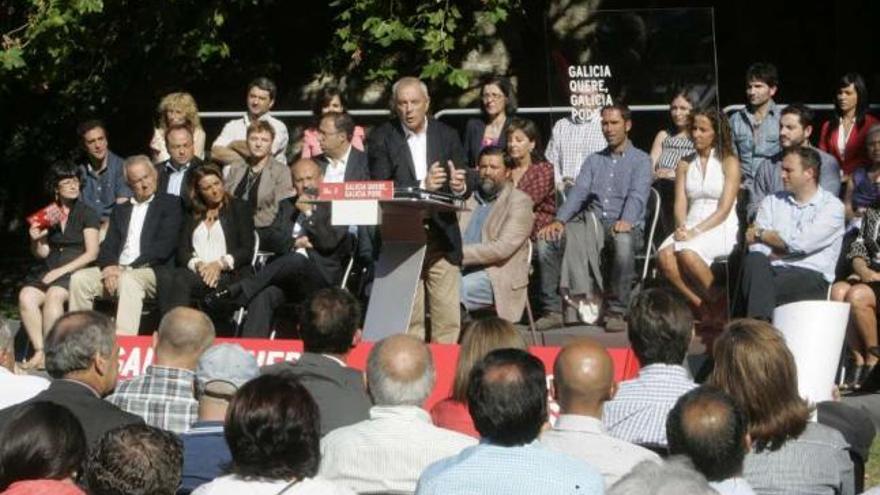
[150,91,206,163]
[430,317,527,437]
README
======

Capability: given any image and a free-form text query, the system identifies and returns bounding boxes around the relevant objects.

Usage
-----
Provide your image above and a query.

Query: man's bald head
[155,308,215,368]
[291,158,323,197]
[553,339,615,413]
[666,386,749,482]
[366,335,435,407]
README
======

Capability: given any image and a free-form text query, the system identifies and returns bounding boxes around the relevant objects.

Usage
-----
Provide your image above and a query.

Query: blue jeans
[460,270,494,312]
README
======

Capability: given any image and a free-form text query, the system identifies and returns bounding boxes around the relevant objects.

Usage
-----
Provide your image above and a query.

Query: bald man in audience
[319,334,475,494]
[107,307,215,433]
[667,387,757,495]
[542,338,660,487]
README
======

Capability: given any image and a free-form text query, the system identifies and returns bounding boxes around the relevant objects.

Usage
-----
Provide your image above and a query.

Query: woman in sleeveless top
[650,89,698,241]
[658,108,740,322]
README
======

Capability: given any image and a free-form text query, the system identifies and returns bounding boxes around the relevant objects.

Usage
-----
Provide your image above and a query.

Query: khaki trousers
[407,252,461,344]
[69,266,156,335]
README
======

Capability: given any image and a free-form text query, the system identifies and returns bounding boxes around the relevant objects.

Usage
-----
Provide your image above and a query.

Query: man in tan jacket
[458,146,535,322]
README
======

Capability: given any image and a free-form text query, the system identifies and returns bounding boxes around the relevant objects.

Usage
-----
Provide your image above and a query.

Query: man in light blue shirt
[416,348,603,495]
[741,147,845,320]
[729,62,782,188]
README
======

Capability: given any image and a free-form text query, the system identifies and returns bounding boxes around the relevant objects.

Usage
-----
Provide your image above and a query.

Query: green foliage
[326,0,519,90]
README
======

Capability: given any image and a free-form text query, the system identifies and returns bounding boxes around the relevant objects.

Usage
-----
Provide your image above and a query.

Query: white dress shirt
[165,161,192,197]
[188,220,234,271]
[0,367,50,409]
[212,113,290,163]
[118,195,155,266]
[192,475,354,495]
[541,414,661,487]
[319,405,476,494]
[403,119,429,182]
[323,145,352,184]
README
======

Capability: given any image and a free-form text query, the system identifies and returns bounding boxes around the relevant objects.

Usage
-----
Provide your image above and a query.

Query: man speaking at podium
[368,76,469,343]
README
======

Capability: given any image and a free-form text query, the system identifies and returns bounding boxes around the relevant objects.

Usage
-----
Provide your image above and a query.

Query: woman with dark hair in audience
[193,374,353,494]
[300,86,365,159]
[710,319,854,495]
[430,317,527,437]
[832,129,880,389]
[19,163,99,369]
[819,72,879,178]
[657,107,739,327]
[0,402,87,495]
[158,164,254,314]
[649,87,698,239]
[463,76,516,167]
[149,91,206,163]
[507,117,555,240]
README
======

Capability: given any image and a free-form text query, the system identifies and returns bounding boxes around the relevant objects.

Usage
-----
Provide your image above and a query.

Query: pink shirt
[301,125,365,158]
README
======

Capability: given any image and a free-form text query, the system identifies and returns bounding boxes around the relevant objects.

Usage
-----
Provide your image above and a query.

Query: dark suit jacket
[177,197,255,271]
[0,379,143,448]
[314,147,371,182]
[156,157,204,210]
[97,192,183,269]
[261,197,351,286]
[262,353,370,435]
[367,117,468,264]
[463,116,510,167]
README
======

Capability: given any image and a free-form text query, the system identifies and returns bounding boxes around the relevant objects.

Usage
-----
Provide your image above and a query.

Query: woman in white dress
[658,107,740,317]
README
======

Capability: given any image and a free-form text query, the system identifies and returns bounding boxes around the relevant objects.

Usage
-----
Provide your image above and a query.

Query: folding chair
[638,187,662,283]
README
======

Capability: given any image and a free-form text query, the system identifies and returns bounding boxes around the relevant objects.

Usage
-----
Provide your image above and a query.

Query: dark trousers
[238,252,328,337]
[156,266,240,315]
[741,251,829,320]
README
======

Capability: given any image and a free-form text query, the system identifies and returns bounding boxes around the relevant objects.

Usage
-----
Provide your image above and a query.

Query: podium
[324,192,464,341]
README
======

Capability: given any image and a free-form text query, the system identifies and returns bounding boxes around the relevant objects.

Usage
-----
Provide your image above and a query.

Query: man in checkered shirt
[107,307,215,433]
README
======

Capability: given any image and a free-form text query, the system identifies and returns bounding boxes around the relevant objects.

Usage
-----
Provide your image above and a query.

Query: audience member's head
[312,85,348,119]
[195,343,260,421]
[44,311,118,395]
[709,319,810,452]
[506,117,544,163]
[553,338,616,416]
[154,307,215,370]
[157,91,201,130]
[779,102,815,150]
[480,75,517,119]
[689,107,735,159]
[123,155,159,203]
[608,458,717,495]
[626,288,693,367]
[0,402,86,491]
[468,348,547,446]
[367,334,435,407]
[0,318,14,371]
[245,120,275,163]
[45,162,82,200]
[744,62,778,109]
[164,123,196,166]
[477,145,513,197]
[302,287,362,356]
[392,76,430,133]
[868,124,880,167]
[224,374,321,481]
[318,111,355,158]
[246,77,277,118]
[291,158,324,198]
[667,86,700,132]
[85,424,183,495]
[452,317,526,402]
[77,119,109,163]
[189,163,230,216]
[781,146,821,191]
[667,386,749,482]
[601,103,633,148]
[833,72,869,123]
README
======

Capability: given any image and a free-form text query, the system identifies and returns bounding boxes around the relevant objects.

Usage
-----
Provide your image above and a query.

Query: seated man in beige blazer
[458,146,535,322]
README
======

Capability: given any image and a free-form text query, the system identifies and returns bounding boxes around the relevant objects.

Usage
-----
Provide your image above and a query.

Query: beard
[479,177,502,199]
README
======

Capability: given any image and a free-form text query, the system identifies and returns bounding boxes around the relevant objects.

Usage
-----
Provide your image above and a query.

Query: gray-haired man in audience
[319,334,475,493]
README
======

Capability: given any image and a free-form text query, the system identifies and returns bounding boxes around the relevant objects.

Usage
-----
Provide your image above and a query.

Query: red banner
[319,180,394,200]
[117,336,639,409]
